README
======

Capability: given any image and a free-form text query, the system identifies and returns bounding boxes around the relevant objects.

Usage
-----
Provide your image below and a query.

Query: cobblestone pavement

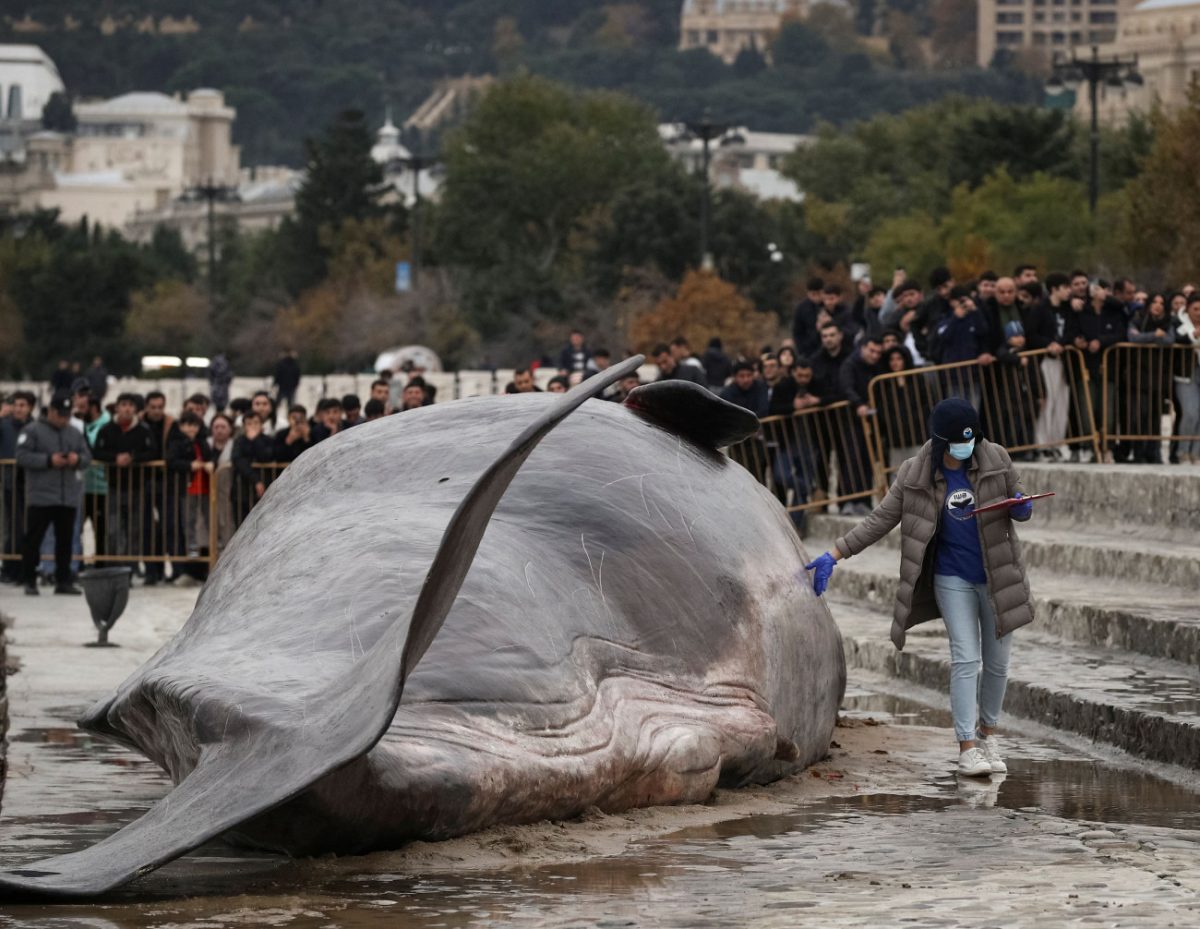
[0,585,1198,928]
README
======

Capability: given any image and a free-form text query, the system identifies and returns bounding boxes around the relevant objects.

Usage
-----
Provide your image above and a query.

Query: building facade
[659,123,808,201]
[1081,0,1200,123]
[976,0,1141,66]
[679,0,811,63]
[31,88,241,228]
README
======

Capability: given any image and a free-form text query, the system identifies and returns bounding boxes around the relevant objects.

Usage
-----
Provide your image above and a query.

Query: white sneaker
[978,735,1007,774]
[956,747,993,777]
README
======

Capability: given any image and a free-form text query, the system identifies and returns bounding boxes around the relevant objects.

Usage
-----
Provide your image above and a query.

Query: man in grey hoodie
[16,393,91,595]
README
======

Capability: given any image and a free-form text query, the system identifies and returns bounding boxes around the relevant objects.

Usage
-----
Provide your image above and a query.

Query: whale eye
[438,477,449,483]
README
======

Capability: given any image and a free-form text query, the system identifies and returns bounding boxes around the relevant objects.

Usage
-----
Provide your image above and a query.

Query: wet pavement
[2,589,1200,927]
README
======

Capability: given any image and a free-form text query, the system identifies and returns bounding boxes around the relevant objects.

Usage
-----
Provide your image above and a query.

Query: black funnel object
[78,567,132,647]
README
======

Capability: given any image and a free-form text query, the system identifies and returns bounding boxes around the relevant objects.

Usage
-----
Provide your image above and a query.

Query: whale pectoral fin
[624,380,760,448]
[0,355,646,899]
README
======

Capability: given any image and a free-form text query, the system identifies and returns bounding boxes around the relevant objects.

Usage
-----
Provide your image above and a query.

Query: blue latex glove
[1009,492,1033,519]
[803,552,837,597]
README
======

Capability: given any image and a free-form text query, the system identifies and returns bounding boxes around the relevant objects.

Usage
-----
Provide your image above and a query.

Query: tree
[629,270,780,359]
[1119,91,1200,284]
[434,75,672,339]
[41,91,76,132]
[929,0,977,69]
[295,109,384,233]
[771,22,831,70]
[784,97,1133,266]
[125,280,209,357]
[733,42,767,79]
[864,170,1093,283]
[288,109,386,294]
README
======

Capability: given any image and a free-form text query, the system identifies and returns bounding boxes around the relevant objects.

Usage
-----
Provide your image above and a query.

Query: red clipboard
[966,492,1055,518]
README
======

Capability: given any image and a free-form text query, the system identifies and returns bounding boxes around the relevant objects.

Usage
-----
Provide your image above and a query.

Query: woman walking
[804,398,1035,777]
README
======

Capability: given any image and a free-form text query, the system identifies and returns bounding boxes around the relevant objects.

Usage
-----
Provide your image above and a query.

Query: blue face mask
[948,439,975,461]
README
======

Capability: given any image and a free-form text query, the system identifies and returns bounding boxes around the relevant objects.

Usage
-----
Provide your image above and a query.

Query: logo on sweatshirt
[947,489,975,515]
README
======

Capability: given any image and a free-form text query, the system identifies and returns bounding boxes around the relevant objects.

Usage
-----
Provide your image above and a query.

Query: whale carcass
[0,356,846,897]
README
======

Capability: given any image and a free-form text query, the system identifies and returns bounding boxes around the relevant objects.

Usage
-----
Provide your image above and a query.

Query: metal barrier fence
[727,401,877,516]
[1100,343,1200,456]
[0,460,218,578]
[866,347,1101,488]
[727,347,1105,511]
[0,459,295,577]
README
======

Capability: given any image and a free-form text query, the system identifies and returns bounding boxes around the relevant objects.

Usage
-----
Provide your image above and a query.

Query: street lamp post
[180,180,240,312]
[389,151,440,289]
[668,110,745,270]
[1047,45,1142,214]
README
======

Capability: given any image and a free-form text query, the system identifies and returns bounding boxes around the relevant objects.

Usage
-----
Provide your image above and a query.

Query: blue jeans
[1177,371,1200,458]
[934,574,1013,743]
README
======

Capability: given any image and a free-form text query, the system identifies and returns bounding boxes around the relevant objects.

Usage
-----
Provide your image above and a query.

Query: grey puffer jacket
[834,439,1033,650]
[16,419,92,508]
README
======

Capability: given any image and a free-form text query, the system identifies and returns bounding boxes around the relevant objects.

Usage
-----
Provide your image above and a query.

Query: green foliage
[864,171,1093,284]
[1117,91,1200,285]
[0,214,181,376]
[786,96,1149,265]
[433,75,671,336]
[288,109,387,293]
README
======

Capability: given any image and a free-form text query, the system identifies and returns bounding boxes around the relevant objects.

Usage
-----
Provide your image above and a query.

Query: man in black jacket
[274,405,312,462]
[836,337,883,512]
[720,362,768,416]
[810,323,853,405]
[792,277,826,360]
[141,391,177,584]
[652,343,705,385]
[273,350,302,411]
[762,353,796,417]
[1065,285,1126,459]
[0,390,34,583]
[93,393,156,572]
[838,336,884,418]
[912,266,955,358]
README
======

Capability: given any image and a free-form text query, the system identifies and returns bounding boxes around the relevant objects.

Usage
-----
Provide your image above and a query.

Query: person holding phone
[803,398,1035,778]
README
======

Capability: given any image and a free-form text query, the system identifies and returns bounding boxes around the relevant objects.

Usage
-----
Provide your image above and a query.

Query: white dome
[371,114,411,166]
[77,92,189,119]
[0,43,66,121]
[374,345,443,374]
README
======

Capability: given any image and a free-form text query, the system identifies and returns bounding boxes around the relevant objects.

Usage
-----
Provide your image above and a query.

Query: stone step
[1003,462,1200,539]
[810,540,1200,669]
[829,596,1200,771]
[807,514,1200,591]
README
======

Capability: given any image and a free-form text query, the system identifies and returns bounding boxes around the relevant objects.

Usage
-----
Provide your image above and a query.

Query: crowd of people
[0,363,441,593]
[3,263,1199,586]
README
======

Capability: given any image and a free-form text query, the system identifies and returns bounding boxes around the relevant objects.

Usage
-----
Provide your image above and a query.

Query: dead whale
[0,356,846,897]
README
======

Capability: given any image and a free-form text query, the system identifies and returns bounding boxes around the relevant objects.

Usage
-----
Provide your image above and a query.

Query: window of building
[707,30,719,43]
[1090,12,1116,24]
[997,12,1024,24]
[1033,31,1048,45]
[686,30,700,44]
[997,31,1025,45]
